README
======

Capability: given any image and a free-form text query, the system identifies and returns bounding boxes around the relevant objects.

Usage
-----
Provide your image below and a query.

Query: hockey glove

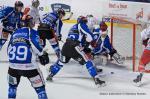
[142,38,149,47]
[39,51,49,65]
[57,34,62,41]
[109,48,117,57]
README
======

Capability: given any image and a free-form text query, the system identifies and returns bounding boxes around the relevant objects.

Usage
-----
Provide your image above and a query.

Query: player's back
[41,12,58,28]
[7,27,39,70]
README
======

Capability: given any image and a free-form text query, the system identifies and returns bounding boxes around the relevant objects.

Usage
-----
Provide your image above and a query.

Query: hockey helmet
[32,0,40,8]
[57,8,66,16]
[15,1,24,7]
[99,21,108,32]
[77,16,87,24]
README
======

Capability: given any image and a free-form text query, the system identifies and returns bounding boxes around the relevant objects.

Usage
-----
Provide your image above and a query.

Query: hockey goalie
[90,21,125,66]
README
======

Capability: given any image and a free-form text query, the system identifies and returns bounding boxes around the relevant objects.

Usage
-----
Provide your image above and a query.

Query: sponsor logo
[51,3,71,12]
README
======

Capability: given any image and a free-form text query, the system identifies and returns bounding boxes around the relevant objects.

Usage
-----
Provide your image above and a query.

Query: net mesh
[109,16,144,71]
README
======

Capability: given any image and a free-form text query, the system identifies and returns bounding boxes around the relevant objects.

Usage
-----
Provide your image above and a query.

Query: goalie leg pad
[112,53,125,64]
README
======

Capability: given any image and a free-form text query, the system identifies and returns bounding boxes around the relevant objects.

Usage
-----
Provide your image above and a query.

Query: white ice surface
[1,60,150,99]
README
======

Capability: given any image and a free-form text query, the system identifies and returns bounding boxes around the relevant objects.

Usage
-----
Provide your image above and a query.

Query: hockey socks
[8,85,17,99]
[49,60,63,76]
[49,38,61,58]
[85,60,97,77]
[35,86,48,99]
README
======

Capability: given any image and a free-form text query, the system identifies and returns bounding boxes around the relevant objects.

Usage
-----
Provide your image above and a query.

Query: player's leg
[38,28,47,47]
[133,49,150,85]
[46,40,71,81]
[47,29,61,58]
[84,47,103,73]
[7,68,21,99]
[0,29,10,50]
[27,69,48,99]
[74,46,105,86]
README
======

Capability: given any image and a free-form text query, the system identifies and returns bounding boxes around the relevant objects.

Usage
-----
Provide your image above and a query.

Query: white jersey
[141,26,150,50]
[28,6,40,24]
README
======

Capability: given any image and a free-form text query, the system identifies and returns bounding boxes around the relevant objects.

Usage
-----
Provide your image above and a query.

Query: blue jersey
[7,27,43,70]
[67,23,94,45]
[92,28,113,55]
[0,6,23,32]
[41,12,63,36]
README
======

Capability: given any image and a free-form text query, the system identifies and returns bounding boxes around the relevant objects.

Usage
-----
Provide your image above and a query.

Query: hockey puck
[111,72,114,74]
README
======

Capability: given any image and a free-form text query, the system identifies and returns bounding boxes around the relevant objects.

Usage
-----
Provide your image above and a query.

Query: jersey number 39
[8,46,28,61]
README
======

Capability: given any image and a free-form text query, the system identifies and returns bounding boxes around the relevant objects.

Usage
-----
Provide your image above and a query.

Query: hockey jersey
[7,27,43,70]
[141,26,150,50]
[0,6,23,32]
[92,28,113,55]
[41,12,63,36]
[67,23,93,44]
[23,6,40,24]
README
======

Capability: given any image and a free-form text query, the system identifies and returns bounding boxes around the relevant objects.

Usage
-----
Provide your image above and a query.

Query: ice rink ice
[0,23,150,99]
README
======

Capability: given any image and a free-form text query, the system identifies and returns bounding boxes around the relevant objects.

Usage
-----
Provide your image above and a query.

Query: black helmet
[15,1,24,7]
[57,8,65,16]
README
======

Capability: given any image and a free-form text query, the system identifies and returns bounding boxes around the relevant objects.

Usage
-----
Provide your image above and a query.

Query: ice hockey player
[133,25,150,86]
[46,16,106,86]
[7,15,49,99]
[0,1,24,51]
[91,21,124,65]
[38,8,65,58]
[22,0,40,29]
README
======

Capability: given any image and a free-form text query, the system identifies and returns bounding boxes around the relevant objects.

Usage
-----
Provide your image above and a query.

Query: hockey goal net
[103,16,145,72]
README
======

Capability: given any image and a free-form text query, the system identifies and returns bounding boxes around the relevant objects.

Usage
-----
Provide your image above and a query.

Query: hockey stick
[62,12,73,21]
